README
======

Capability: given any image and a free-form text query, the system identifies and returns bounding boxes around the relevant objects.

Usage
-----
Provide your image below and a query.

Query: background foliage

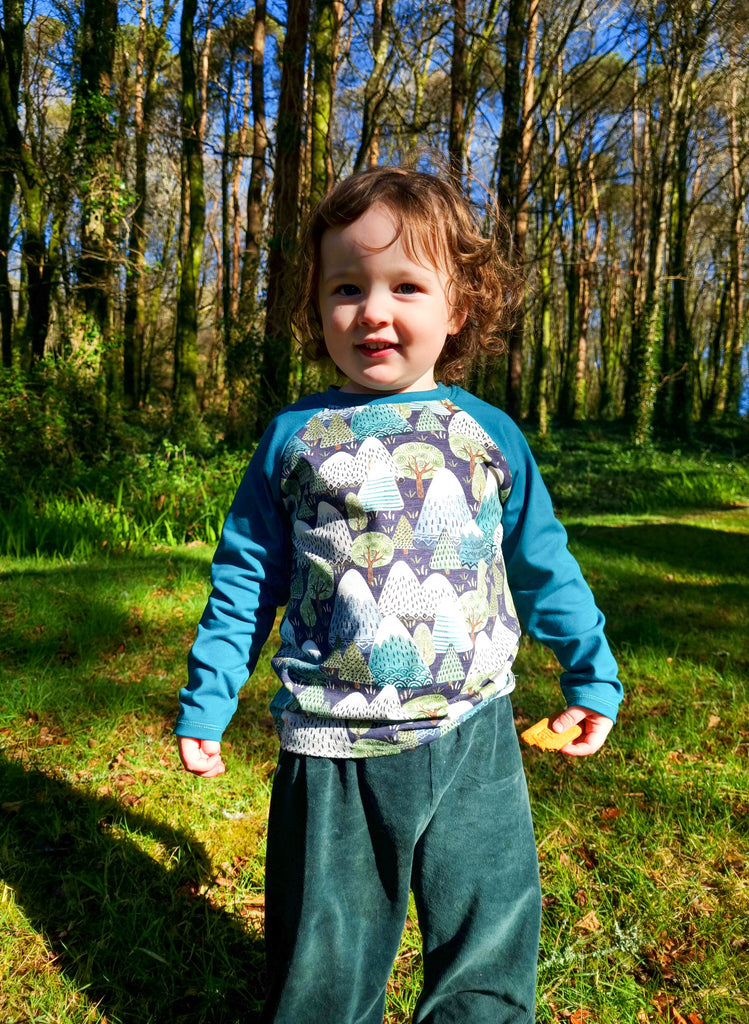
[1,0,748,445]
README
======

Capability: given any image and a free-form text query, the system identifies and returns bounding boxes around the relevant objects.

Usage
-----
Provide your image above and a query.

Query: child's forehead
[321,201,452,272]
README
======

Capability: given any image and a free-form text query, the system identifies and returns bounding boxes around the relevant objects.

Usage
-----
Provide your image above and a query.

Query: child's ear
[448,304,468,336]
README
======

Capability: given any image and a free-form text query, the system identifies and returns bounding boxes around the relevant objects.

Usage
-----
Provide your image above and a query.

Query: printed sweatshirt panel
[176,384,622,757]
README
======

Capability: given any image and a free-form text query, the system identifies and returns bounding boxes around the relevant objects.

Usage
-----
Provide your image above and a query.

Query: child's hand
[178,736,226,777]
[550,706,614,757]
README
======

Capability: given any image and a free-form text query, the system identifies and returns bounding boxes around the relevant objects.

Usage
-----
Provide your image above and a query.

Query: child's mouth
[358,341,397,356]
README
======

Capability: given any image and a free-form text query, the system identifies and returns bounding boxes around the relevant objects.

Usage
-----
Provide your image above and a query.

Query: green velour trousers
[261,695,541,1024]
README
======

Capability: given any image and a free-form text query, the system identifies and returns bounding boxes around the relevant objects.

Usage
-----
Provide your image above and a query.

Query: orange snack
[520,717,582,750]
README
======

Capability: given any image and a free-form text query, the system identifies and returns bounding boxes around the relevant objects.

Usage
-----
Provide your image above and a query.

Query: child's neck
[338,380,442,396]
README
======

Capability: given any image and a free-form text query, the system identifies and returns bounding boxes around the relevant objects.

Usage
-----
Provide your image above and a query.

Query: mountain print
[273,397,520,758]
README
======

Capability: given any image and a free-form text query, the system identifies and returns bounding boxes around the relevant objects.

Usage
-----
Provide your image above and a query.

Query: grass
[0,443,248,559]
[2,423,747,561]
[0,433,748,1023]
[529,423,749,516]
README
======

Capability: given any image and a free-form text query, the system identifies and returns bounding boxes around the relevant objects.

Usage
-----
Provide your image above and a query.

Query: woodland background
[1,4,748,1022]
[1,0,749,457]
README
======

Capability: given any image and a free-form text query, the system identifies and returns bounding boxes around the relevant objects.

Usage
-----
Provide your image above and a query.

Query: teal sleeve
[453,390,623,721]
[175,423,292,740]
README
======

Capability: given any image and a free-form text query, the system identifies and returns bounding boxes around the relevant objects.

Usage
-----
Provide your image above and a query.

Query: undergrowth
[2,403,747,560]
[530,424,749,516]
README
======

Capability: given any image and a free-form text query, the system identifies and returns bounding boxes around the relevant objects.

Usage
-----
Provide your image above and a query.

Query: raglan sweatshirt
[175,384,622,758]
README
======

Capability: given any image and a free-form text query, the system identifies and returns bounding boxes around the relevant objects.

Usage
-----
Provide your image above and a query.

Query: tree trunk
[259,0,310,429]
[496,0,529,216]
[505,0,537,415]
[246,0,267,292]
[230,0,268,444]
[558,127,580,423]
[597,208,621,418]
[626,66,675,443]
[73,0,118,349]
[301,0,343,400]
[448,0,467,183]
[1,0,59,364]
[310,0,341,205]
[0,169,12,367]
[574,143,600,421]
[219,47,237,405]
[626,0,719,442]
[701,272,729,420]
[122,0,154,406]
[534,196,554,437]
[353,0,392,172]
[231,59,251,324]
[497,0,530,418]
[0,0,23,366]
[666,127,693,438]
[174,0,205,427]
[723,43,745,420]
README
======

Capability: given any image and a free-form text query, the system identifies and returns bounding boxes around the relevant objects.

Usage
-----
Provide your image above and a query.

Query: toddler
[176,166,622,1024]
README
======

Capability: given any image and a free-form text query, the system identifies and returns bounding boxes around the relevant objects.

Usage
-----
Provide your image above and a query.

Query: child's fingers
[550,706,613,757]
[178,736,226,777]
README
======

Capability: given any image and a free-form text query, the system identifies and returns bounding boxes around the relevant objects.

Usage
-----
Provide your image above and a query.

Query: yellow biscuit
[520,717,582,750]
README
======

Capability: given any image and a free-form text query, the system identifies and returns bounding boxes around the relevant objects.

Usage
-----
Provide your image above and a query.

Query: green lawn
[1,451,747,1022]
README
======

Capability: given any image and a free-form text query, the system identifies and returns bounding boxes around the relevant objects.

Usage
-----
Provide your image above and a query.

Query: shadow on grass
[566,521,749,668]
[0,550,211,669]
[566,519,749,577]
[0,756,265,1023]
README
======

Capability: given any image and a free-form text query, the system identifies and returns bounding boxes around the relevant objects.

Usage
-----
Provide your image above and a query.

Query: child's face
[318,204,466,394]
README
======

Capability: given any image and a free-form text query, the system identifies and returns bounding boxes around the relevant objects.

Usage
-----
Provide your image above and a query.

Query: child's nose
[358,290,391,326]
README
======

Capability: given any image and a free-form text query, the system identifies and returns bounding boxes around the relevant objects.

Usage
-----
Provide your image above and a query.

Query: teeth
[362,342,393,350]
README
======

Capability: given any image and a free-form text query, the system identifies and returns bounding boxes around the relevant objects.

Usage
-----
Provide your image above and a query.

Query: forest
[1,0,747,453]
[1,4,748,1022]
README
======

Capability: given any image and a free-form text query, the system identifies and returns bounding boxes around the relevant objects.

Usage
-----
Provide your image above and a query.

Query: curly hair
[289,166,523,384]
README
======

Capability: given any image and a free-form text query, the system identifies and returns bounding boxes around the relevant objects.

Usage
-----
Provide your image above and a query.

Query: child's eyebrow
[319,265,357,285]
[323,256,441,280]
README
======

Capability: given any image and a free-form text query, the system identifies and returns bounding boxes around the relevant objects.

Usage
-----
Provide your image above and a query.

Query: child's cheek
[330,307,354,335]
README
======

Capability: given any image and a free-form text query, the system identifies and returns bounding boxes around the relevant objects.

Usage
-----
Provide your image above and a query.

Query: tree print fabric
[272,396,520,757]
[176,384,623,757]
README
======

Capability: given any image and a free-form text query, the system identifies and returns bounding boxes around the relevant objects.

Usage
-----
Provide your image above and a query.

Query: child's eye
[335,284,360,297]
[397,283,419,294]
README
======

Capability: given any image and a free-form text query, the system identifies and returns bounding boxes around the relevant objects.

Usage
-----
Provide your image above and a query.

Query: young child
[176,167,622,1024]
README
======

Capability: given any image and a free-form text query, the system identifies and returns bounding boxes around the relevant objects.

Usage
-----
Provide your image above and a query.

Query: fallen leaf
[574,910,601,932]
[707,715,721,729]
[176,881,200,898]
[650,993,692,1023]
[575,846,599,869]
[570,1011,594,1024]
[601,807,621,820]
[652,993,670,1013]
